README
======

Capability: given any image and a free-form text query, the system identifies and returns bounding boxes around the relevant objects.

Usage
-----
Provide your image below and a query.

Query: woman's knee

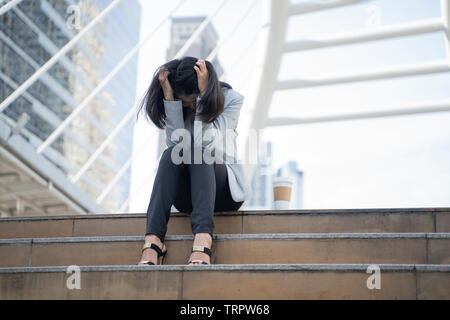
[161,145,200,166]
[159,146,181,167]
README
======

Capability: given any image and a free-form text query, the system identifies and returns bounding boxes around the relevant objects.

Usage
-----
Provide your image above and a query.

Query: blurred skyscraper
[246,141,304,210]
[166,16,224,76]
[0,0,141,213]
[246,141,274,209]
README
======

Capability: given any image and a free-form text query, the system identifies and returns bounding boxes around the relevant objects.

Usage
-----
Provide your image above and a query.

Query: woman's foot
[188,233,212,265]
[138,234,167,265]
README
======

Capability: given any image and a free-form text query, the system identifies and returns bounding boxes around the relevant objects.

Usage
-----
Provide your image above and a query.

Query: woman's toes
[189,252,210,264]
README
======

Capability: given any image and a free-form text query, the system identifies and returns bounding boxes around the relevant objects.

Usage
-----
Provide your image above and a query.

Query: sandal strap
[192,245,211,256]
[138,261,155,265]
[142,242,164,256]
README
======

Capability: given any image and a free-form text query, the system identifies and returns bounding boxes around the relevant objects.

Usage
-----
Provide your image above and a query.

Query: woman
[136,56,252,265]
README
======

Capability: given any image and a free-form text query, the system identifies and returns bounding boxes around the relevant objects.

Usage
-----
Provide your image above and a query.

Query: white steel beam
[275,60,450,90]
[265,99,450,127]
[248,0,290,132]
[8,195,46,215]
[244,0,290,180]
[96,155,133,204]
[37,0,185,155]
[443,0,450,57]
[0,182,46,199]
[207,0,259,62]
[288,0,369,16]
[4,9,130,118]
[0,146,87,214]
[219,31,260,81]
[0,0,123,114]
[70,109,134,183]
[96,134,158,204]
[118,198,130,213]
[284,18,445,52]
[0,0,22,16]
[118,163,158,213]
[0,72,120,175]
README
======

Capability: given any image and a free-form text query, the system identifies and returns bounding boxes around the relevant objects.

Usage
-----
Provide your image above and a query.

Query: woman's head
[137,56,232,129]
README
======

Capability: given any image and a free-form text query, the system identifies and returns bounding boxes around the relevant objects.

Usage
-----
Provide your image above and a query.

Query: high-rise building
[166,16,224,76]
[246,141,304,210]
[0,0,141,213]
[246,141,275,209]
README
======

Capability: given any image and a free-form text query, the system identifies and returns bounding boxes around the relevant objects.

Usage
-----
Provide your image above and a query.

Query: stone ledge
[1,207,449,222]
[3,263,449,273]
[1,232,449,244]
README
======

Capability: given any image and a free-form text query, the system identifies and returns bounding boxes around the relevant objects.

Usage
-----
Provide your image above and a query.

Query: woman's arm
[158,67,185,147]
[163,99,185,148]
[193,90,244,152]
[193,60,244,154]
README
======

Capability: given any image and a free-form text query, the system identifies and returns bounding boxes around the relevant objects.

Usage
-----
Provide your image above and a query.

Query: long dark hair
[137,56,232,129]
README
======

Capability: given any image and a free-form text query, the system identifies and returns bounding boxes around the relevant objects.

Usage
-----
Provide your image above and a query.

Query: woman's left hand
[194,59,208,98]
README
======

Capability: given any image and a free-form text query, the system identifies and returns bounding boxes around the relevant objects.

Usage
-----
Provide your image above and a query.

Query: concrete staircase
[0,208,449,299]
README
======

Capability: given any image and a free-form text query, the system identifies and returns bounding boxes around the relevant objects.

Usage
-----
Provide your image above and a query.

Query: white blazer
[163,86,252,202]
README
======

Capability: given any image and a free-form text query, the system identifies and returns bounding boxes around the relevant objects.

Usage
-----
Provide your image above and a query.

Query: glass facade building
[0,0,141,212]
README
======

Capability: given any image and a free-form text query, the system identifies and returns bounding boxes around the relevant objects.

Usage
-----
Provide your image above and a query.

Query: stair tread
[1,232,449,244]
[1,208,448,299]
[1,207,448,222]
[1,263,450,273]
[1,208,448,239]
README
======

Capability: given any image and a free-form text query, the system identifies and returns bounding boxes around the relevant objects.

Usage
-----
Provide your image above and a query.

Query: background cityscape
[0,0,449,217]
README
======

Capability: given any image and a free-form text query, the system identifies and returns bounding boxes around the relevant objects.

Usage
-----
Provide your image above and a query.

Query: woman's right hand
[159,67,174,101]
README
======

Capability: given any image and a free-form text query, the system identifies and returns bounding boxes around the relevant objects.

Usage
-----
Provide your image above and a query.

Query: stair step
[0,264,448,299]
[1,233,448,267]
[0,208,448,238]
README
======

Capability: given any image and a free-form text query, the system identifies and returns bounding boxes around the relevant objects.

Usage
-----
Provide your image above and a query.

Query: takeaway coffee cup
[272,176,293,210]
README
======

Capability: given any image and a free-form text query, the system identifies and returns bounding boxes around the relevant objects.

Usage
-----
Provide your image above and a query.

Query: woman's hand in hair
[158,67,174,101]
[194,60,209,98]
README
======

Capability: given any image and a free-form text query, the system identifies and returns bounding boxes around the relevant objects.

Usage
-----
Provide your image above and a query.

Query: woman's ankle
[145,233,164,247]
[193,232,212,247]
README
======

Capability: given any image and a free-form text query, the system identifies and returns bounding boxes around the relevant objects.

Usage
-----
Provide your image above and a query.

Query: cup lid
[272,176,294,186]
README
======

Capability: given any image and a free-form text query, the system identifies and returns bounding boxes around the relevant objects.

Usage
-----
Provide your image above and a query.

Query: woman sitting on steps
[136,56,252,266]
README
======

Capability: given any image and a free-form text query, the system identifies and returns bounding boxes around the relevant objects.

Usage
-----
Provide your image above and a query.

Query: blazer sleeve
[163,98,185,147]
[193,90,244,151]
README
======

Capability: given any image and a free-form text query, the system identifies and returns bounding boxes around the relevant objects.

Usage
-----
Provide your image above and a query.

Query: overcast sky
[130,0,450,212]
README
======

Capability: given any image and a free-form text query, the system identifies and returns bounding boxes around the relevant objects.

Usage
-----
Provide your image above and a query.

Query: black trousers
[145,145,244,242]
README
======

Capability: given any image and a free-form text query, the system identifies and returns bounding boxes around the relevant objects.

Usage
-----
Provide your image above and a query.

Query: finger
[200,61,207,72]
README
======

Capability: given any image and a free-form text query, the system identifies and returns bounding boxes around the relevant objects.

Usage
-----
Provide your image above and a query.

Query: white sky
[129,0,450,212]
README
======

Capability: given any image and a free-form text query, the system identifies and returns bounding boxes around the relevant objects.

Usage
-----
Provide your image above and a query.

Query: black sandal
[188,245,212,265]
[138,242,167,266]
